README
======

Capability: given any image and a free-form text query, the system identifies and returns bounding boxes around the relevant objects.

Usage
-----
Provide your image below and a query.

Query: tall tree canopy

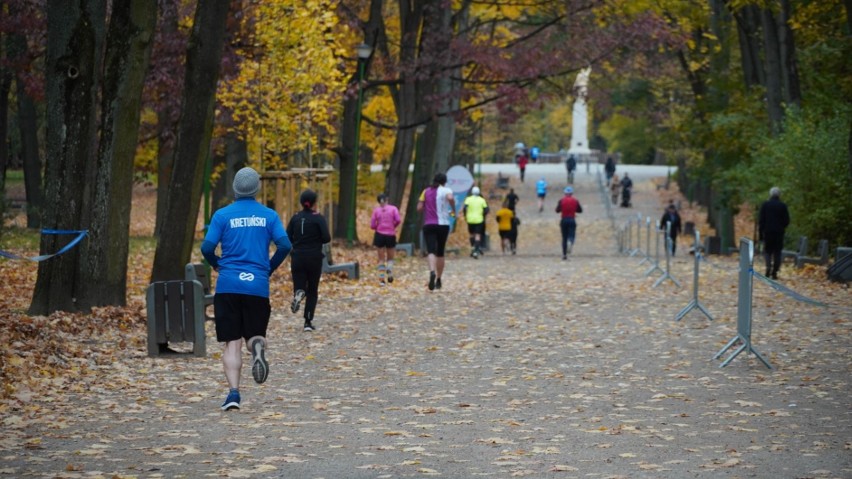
[2,0,848,312]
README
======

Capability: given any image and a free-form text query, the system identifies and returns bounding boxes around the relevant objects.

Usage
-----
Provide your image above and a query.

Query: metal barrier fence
[675,230,713,321]
[653,222,680,288]
[713,238,773,369]
[644,220,664,277]
[628,214,642,257]
[607,187,849,371]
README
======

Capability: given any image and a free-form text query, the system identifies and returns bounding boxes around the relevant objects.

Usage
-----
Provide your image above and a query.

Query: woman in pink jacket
[370,193,402,285]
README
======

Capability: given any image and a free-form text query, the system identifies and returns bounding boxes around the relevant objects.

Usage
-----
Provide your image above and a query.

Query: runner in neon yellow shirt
[463,186,489,258]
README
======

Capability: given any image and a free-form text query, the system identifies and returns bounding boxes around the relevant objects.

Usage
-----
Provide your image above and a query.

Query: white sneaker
[250,338,268,384]
[291,290,306,313]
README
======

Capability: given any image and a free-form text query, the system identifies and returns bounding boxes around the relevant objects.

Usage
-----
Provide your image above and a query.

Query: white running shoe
[291,289,306,314]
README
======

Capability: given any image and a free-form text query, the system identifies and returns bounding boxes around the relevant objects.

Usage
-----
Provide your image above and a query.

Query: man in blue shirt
[201,167,291,410]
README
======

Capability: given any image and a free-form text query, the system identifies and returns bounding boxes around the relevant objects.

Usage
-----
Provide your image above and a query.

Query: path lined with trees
[1,169,849,478]
[1,2,849,317]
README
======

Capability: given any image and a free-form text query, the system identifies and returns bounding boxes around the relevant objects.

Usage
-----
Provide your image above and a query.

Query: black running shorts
[214,293,271,343]
[467,223,485,236]
[372,232,397,248]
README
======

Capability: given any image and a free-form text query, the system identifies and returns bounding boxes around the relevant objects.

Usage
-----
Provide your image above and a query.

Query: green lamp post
[346,43,372,245]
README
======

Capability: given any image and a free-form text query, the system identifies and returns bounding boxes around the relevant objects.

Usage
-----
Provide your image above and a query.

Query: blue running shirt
[203,198,288,297]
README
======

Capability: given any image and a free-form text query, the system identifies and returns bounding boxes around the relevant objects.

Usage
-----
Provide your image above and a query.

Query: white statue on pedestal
[568,66,592,156]
[573,66,591,100]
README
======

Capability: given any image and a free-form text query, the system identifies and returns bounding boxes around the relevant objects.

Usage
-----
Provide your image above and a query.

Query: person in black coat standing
[566,154,577,183]
[758,186,790,279]
[604,156,616,186]
[660,202,682,256]
[619,173,633,207]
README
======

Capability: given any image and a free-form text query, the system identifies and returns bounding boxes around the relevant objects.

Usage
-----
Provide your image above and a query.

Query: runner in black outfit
[504,188,519,211]
[287,190,331,331]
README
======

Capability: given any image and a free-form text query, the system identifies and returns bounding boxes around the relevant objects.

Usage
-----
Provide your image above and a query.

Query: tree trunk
[0,68,9,219]
[334,0,384,242]
[708,0,731,111]
[394,129,418,244]
[403,68,440,229]
[844,0,852,186]
[6,27,44,228]
[848,122,852,189]
[387,0,425,242]
[760,7,784,134]
[335,86,360,241]
[16,85,43,229]
[78,0,157,309]
[154,0,180,239]
[384,89,417,215]
[432,4,458,174]
[777,0,801,108]
[402,123,437,245]
[847,0,852,34]
[150,0,230,282]
[212,132,247,211]
[30,0,106,315]
[731,3,765,90]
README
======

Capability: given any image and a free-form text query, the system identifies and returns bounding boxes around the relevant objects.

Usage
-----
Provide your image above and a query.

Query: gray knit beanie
[233,167,260,198]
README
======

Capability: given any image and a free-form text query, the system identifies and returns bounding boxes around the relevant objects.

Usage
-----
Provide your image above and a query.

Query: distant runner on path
[495,204,515,254]
[463,186,489,258]
[555,186,583,260]
[370,193,401,286]
[517,154,529,182]
[504,188,519,211]
[418,172,456,291]
[536,177,548,213]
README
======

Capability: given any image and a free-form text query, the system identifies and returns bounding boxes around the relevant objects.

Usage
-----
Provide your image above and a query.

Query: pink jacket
[370,205,401,236]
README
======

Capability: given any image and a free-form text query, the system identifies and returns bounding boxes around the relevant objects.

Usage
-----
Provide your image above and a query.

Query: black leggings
[291,253,323,321]
[422,224,450,257]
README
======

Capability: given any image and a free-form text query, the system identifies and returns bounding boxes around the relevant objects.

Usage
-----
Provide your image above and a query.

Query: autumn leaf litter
[1,169,850,478]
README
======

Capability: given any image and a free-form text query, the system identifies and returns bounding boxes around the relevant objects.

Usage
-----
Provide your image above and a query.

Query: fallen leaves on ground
[0,172,850,478]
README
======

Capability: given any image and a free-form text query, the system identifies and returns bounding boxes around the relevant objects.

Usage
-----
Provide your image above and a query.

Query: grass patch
[0,226,40,252]
[5,169,24,183]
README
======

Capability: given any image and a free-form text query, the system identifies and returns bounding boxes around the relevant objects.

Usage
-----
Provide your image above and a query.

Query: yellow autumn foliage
[218,0,350,170]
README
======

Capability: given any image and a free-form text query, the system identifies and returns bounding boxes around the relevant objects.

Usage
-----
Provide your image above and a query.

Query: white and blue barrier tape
[0,229,88,262]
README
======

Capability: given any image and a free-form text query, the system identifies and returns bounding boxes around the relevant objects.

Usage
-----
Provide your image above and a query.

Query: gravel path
[2,164,850,479]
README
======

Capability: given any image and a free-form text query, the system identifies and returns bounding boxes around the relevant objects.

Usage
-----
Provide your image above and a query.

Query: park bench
[146,280,206,357]
[185,263,214,320]
[321,243,359,279]
[703,236,722,255]
[395,242,414,257]
[781,236,807,264]
[496,175,510,189]
[827,247,852,283]
[796,239,829,268]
